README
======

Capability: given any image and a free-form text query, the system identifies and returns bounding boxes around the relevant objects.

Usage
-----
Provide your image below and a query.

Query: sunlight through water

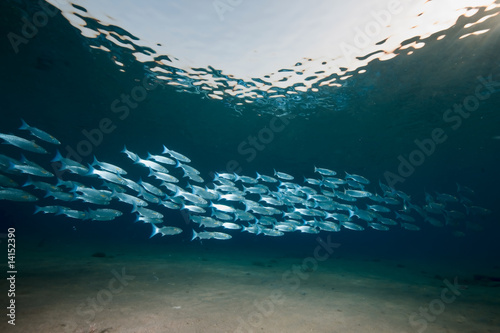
[46,0,500,116]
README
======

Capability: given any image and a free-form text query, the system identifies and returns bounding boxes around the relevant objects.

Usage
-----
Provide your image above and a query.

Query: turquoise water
[1,1,500,332]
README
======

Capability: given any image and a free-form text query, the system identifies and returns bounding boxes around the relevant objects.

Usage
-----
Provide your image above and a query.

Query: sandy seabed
[1,236,499,333]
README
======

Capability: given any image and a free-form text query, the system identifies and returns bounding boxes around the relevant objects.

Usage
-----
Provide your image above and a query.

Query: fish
[191,230,231,240]
[160,200,181,210]
[345,172,370,185]
[182,204,206,214]
[132,205,163,219]
[342,221,364,231]
[274,170,294,180]
[215,172,237,181]
[401,222,420,231]
[162,145,191,163]
[261,228,284,237]
[8,161,53,177]
[52,151,89,175]
[88,208,123,221]
[210,202,237,213]
[0,174,18,187]
[137,188,161,204]
[0,133,47,154]
[256,172,278,183]
[34,205,60,214]
[150,225,183,238]
[222,222,241,230]
[135,157,169,173]
[19,119,60,145]
[184,172,204,183]
[121,146,139,162]
[136,215,163,224]
[235,175,258,184]
[86,166,127,185]
[150,170,179,183]
[147,153,175,165]
[367,204,391,213]
[55,207,89,219]
[0,119,492,242]
[368,222,390,231]
[296,225,319,234]
[0,188,38,202]
[138,179,165,197]
[92,157,127,175]
[316,221,341,232]
[174,188,207,205]
[345,189,372,198]
[176,161,200,175]
[112,191,148,207]
[45,190,74,201]
[314,166,337,176]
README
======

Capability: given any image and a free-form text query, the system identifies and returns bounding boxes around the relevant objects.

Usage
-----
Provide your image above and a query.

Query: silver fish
[8,162,53,177]
[0,133,47,154]
[147,152,175,165]
[314,166,337,176]
[342,221,364,231]
[163,145,191,163]
[150,225,182,238]
[0,188,38,202]
[274,170,294,180]
[0,174,18,187]
[256,172,278,183]
[92,157,127,175]
[121,146,139,162]
[88,209,122,221]
[19,119,60,145]
[345,172,370,184]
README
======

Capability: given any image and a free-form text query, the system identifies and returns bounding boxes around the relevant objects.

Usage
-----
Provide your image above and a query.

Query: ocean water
[1,1,500,332]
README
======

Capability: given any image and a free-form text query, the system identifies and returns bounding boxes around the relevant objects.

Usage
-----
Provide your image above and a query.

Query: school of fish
[0,120,492,240]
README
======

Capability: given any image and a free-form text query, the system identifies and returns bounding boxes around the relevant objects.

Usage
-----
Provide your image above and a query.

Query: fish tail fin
[55,206,64,216]
[150,224,160,238]
[19,119,30,130]
[191,229,198,241]
[19,154,28,164]
[85,164,95,176]
[131,202,138,213]
[162,145,169,154]
[33,205,42,215]
[7,162,16,171]
[23,176,33,187]
[91,156,99,167]
[51,150,63,163]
